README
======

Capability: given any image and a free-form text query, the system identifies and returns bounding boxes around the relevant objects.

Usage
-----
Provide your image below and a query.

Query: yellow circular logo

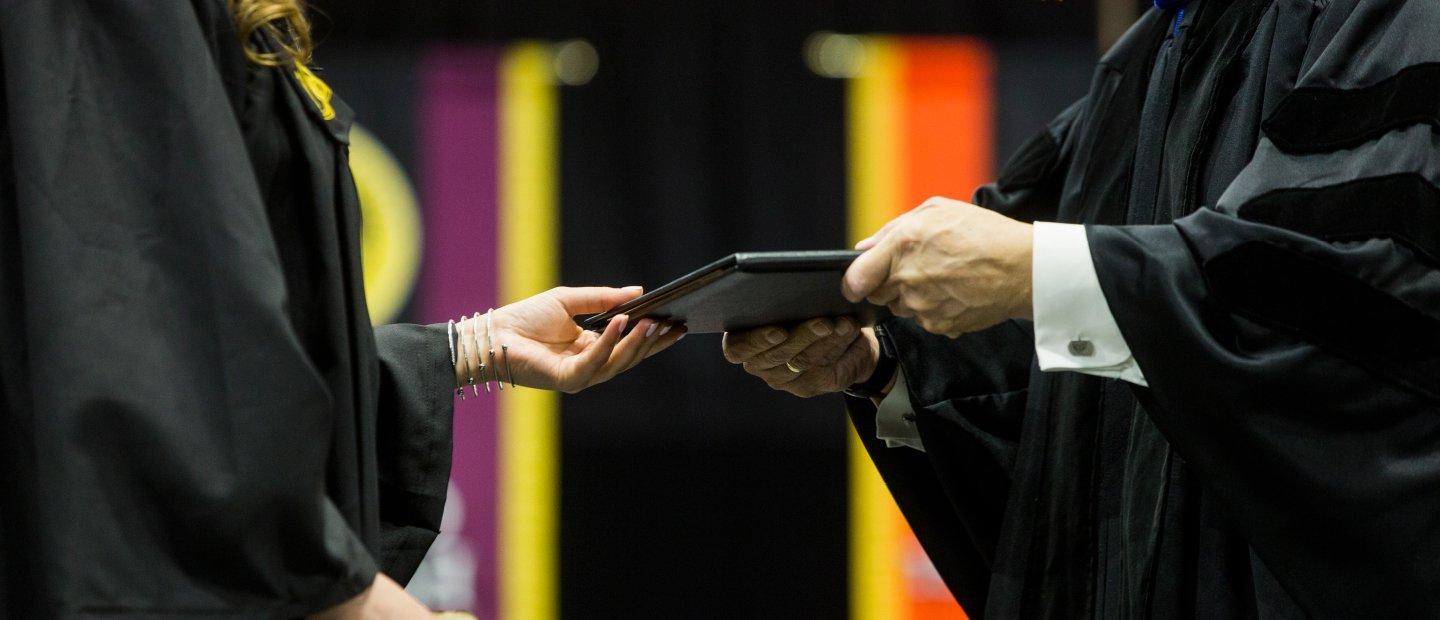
[350,124,422,325]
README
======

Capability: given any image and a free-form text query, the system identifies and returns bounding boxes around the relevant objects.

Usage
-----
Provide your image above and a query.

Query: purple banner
[416,45,500,618]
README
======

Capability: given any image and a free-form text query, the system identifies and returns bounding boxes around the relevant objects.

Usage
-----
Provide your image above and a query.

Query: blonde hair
[229,0,314,66]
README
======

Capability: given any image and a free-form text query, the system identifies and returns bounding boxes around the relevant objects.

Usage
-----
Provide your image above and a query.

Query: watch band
[845,324,898,399]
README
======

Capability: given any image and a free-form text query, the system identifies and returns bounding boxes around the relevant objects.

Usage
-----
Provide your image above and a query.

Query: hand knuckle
[903,294,929,311]
[896,232,919,251]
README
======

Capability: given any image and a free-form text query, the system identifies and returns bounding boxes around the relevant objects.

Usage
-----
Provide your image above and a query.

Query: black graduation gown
[850,1,1440,617]
[0,2,454,616]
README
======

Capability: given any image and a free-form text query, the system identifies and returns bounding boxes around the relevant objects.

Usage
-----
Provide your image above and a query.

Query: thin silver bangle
[470,312,484,395]
[486,308,502,391]
[502,344,515,389]
[461,315,476,398]
[448,319,461,398]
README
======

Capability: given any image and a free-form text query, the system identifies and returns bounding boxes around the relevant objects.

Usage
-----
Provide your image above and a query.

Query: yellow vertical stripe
[847,37,906,620]
[498,42,560,620]
[848,37,904,249]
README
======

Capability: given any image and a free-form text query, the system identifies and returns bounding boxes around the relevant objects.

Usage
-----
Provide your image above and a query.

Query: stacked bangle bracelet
[447,310,517,397]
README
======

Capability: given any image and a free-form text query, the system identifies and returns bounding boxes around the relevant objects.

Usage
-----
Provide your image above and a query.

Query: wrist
[1011,222,1035,320]
[845,325,898,399]
[450,317,471,390]
[881,366,898,395]
[451,308,519,393]
[488,304,517,346]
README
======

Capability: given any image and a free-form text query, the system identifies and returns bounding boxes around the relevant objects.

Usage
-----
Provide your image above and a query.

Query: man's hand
[843,196,1033,338]
[722,317,882,398]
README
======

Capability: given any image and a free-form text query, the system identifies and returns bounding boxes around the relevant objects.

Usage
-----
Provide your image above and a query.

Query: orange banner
[847,35,994,620]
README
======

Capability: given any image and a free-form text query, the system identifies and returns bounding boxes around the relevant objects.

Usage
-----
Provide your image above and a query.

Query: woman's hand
[486,286,685,393]
[310,573,430,619]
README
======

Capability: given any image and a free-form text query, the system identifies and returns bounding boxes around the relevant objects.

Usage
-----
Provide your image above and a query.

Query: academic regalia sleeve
[1087,2,1440,615]
[844,395,996,615]
[373,323,455,584]
[0,1,376,614]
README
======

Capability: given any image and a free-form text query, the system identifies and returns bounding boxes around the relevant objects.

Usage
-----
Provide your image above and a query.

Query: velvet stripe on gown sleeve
[1086,2,1440,615]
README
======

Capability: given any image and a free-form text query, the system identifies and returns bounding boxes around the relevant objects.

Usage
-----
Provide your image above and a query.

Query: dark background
[313,0,1133,616]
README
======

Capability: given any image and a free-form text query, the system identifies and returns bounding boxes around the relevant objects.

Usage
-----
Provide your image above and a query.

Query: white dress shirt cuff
[874,368,924,452]
[1031,222,1147,387]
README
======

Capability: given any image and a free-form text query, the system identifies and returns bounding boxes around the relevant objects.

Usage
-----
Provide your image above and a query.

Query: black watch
[844,324,898,399]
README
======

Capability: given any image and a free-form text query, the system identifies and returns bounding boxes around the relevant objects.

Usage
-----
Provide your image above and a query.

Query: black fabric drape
[857,0,1440,617]
[0,2,454,615]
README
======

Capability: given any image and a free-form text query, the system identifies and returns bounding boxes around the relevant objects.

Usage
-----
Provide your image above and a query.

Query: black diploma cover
[579,251,890,334]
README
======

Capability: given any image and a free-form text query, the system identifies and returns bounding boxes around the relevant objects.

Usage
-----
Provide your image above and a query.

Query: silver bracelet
[502,344,515,389]
[463,315,478,398]
[484,309,500,392]
[495,310,518,388]
[448,319,462,398]
[470,312,484,395]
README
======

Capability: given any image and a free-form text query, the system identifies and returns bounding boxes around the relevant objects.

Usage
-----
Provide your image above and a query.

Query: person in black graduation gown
[0,1,683,617]
[726,0,1440,617]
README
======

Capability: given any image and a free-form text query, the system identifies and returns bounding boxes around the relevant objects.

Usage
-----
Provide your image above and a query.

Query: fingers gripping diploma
[489,286,686,394]
[843,196,1035,339]
[722,317,881,398]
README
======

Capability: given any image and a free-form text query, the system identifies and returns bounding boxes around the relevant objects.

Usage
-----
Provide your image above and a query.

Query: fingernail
[766,329,786,344]
[645,322,658,338]
[676,333,686,343]
[659,324,672,336]
[625,285,644,292]
[836,319,853,335]
[615,315,629,331]
[810,321,832,337]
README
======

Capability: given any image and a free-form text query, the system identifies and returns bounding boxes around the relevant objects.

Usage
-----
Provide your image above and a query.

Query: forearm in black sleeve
[373,323,456,583]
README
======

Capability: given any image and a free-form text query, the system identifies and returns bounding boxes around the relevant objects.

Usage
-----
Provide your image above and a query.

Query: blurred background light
[351,124,422,325]
[805,31,866,79]
[552,39,599,86]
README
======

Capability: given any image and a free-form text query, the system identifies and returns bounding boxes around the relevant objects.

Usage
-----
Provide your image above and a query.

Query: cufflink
[1067,340,1095,357]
